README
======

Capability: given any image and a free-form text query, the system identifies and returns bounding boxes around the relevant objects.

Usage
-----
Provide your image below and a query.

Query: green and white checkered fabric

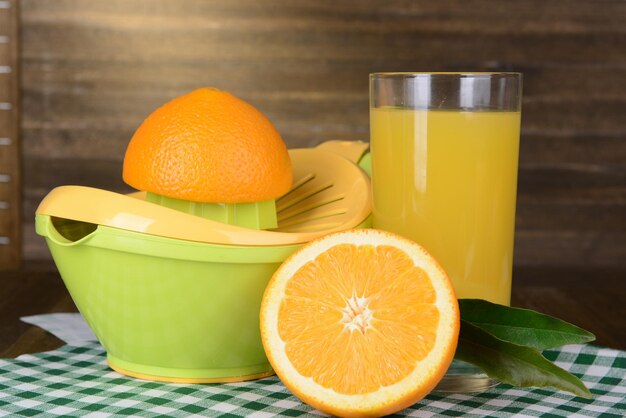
[0,343,624,417]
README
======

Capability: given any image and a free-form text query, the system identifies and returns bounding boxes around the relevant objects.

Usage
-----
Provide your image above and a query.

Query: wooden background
[9,0,626,269]
[0,0,20,269]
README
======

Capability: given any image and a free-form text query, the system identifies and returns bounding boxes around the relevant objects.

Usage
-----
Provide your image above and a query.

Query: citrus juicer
[35,141,372,383]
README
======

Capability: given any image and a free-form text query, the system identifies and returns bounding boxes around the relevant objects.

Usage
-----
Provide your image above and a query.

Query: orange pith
[122,87,292,203]
[260,229,460,417]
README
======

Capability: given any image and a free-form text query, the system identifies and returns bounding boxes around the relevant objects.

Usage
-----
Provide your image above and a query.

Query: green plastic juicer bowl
[35,143,371,383]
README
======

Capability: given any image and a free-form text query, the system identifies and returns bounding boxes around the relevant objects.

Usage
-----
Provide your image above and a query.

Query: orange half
[260,229,460,417]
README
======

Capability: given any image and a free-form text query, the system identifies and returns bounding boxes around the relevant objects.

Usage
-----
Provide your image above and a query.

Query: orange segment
[260,229,459,417]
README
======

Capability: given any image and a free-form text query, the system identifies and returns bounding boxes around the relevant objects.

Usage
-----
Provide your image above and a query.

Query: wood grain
[14,0,626,268]
[0,0,21,269]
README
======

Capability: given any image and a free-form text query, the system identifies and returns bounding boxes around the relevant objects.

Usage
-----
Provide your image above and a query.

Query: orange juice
[370,108,521,305]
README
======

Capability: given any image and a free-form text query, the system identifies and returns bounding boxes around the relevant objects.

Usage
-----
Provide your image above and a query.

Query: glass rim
[369,71,522,111]
[369,72,521,78]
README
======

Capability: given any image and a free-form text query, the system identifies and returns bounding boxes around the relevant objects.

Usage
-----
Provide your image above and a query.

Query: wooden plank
[19,0,626,34]
[19,123,626,166]
[21,0,626,21]
[514,230,626,267]
[516,202,626,231]
[17,84,626,144]
[16,93,626,163]
[517,167,626,203]
[23,158,130,195]
[519,133,626,167]
[22,222,50,261]
[18,26,626,69]
[16,135,626,190]
[0,0,20,269]
[18,60,626,102]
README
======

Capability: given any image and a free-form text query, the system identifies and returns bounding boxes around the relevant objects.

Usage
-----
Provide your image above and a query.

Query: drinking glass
[369,72,522,392]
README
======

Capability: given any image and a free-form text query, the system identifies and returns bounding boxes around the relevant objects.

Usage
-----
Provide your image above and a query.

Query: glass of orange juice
[370,72,522,392]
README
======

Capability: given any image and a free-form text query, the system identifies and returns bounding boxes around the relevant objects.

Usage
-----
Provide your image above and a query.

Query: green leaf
[456,320,592,398]
[459,299,595,350]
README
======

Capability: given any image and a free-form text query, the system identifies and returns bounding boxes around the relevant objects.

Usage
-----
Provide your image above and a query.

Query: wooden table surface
[1,263,625,358]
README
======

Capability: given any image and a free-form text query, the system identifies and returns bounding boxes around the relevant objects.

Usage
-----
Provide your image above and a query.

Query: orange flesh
[278,244,440,395]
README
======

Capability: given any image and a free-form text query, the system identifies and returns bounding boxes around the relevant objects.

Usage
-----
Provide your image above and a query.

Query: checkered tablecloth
[0,343,624,417]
